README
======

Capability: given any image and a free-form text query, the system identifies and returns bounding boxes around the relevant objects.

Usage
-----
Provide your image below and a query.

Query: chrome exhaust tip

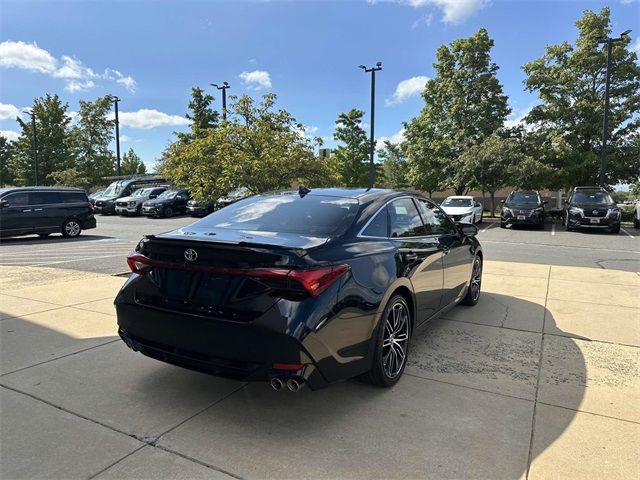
[286,377,304,392]
[270,377,284,391]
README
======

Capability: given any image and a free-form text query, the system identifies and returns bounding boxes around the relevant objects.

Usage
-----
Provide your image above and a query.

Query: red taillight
[288,264,351,297]
[125,252,350,296]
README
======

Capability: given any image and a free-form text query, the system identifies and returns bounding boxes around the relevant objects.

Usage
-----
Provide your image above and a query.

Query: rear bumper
[95,204,116,214]
[114,279,362,390]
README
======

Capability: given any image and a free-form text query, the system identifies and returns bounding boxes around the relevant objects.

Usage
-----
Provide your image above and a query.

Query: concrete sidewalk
[0,262,638,479]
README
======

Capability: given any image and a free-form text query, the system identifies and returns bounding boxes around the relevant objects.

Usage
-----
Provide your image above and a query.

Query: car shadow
[0,234,116,245]
[0,293,587,479]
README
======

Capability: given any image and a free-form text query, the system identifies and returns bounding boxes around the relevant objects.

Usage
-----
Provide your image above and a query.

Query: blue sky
[1,0,639,170]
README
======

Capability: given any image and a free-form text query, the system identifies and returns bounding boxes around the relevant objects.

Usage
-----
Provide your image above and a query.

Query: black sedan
[141,189,190,218]
[116,188,482,391]
[500,190,547,229]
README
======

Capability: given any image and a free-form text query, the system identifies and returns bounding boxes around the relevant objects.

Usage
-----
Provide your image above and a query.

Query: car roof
[0,186,85,193]
[445,195,473,199]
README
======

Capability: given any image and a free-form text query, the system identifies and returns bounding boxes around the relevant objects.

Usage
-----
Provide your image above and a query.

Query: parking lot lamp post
[23,110,39,186]
[108,95,122,176]
[211,82,230,121]
[596,29,631,187]
[359,62,382,188]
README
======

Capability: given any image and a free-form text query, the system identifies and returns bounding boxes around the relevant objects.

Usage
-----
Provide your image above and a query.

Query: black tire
[163,206,173,218]
[136,204,142,216]
[500,221,506,229]
[461,255,482,306]
[564,213,572,231]
[610,224,620,234]
[477,211,483,224]
[633,217,639,229]
[360,294,411,388]
[61,218,82,238]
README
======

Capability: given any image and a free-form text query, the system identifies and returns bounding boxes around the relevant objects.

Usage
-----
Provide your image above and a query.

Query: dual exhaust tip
[270,376,304,392]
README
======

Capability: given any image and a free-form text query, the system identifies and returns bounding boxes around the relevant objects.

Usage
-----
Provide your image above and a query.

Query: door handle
[34,208,43,211]
[22,209,32,212]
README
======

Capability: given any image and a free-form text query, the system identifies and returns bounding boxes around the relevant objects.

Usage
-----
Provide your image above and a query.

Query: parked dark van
[94,177,167,214]
[0,187,96,239]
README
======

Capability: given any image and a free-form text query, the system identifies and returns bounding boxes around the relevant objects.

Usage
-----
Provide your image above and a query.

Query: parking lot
[1,214,639,274]
[1,257,638,479]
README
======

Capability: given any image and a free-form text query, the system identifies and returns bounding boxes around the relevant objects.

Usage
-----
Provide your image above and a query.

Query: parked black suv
[563,187,620,233]
[141,189,190,217]
[0,187,96,239]
[500,190,547,229]
[94,177,167,214]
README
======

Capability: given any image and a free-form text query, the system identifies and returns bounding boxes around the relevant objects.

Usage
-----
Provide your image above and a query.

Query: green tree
[378,141,408,189]
[13,94,73,185]
[332,109,370,187]
[404,28,510,195]
[70,96,115,185]
[0,135,15,187]
[522,8,640,188]
[50,168,91,190]
[160,93,337,204]
[120,148,146,175]
[180,87,219,140]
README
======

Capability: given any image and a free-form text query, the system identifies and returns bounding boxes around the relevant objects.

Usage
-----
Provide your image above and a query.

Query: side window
[30,191,61,205]
[4,192,29,207]
[178,191,189,200]
[362,205,388,237]
[388,198,427,238]
[63,192,88,203]
[416,199,457,235]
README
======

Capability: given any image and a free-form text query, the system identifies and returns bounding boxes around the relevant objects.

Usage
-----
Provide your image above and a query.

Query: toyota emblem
[184,249,198,261]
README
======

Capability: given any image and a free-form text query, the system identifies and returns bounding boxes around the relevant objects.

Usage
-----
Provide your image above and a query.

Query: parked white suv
[115,187,168,216]
[440,196,483,224]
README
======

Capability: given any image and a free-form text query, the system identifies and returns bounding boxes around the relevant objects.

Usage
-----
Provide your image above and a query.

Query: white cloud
[118,109,189,129]
[632,38,640,54]
[504,105,534,130]
[0,40,56,73]
[65,79,95,92]
[411,13,433,29]
[120,135,131,142]
[0,40,136,93]
[378,128,406,145]
[0,130,20,142]
[386,75,429,106]
[239,70,272,90]
[370,0,487,24]
[0,102,21,120]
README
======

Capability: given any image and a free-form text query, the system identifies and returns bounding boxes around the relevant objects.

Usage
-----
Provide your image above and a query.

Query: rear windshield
[195,194,359,237]
[508,192,540,204]
[441,198,471,207]
[572,191,613,204]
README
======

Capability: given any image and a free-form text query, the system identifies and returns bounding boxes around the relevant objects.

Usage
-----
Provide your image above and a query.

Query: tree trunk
[490,191,495,218]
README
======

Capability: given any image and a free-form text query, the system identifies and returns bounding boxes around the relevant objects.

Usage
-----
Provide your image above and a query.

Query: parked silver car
[115,187,168,216]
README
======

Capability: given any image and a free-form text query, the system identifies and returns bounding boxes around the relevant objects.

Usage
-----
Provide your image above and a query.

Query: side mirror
[543,200,548,205]
[500,199,505,204]
[458,223,478,236]
[0,199,8,208]
[563,199,568,205]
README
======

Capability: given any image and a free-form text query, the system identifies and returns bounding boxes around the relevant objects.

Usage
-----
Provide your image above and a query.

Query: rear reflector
[126,252,349,297]
[272,363,304,371]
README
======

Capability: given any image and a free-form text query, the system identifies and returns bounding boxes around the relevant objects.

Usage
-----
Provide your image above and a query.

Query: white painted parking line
[620,228,635,239]
[551,224,556,236]
[481,223,495,233]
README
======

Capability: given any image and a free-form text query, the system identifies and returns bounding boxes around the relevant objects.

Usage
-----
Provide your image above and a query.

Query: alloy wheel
[382,301,410,379]
[470,256,482,302]
[64,220,81,237]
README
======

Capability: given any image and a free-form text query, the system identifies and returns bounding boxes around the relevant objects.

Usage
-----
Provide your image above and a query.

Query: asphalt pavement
[1,214,639,274]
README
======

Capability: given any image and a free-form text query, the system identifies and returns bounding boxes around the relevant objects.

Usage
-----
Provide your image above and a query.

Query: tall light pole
[108,95,122,176]
[596,29,631,187]
[23,110,39,186]
[359,62,382,188]
[211,82,230,121]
